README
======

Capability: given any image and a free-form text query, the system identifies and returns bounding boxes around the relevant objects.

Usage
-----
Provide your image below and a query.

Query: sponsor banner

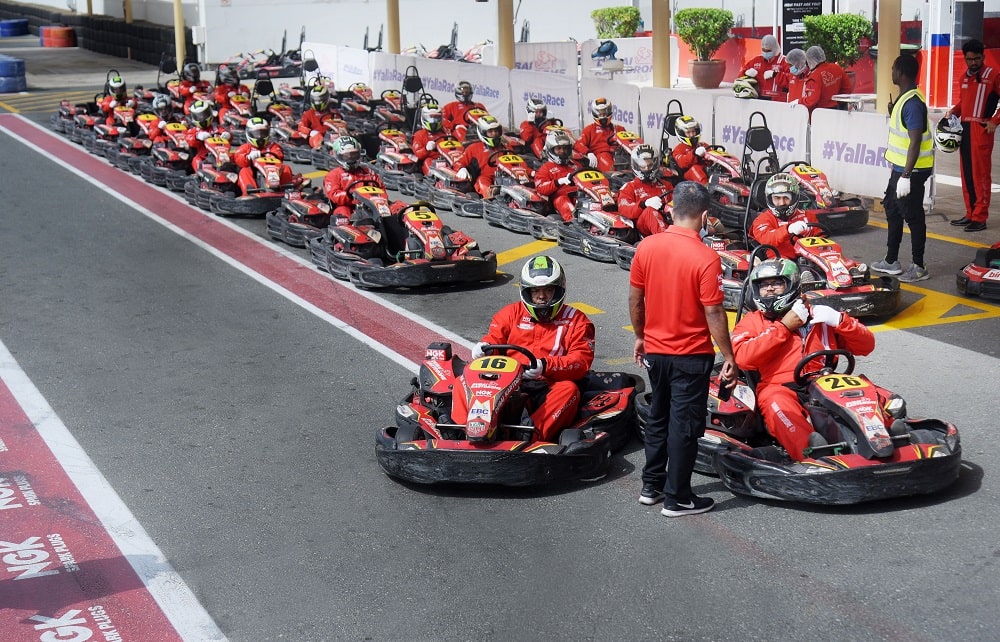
[513,41,579,76]
[580,78,642,135]
[407,57,512,128]
[581,37,675,87]
[638,87,716,155]
[369,52,409,95]
[810,109,895,199]
[301,41,338,85]
[509,69,583,135]
[713,96,809,166]
[336,45,372,89]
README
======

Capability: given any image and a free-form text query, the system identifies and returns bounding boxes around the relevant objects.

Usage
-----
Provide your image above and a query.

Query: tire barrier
[0,53,26,93]
[40,25,76,47]
[0,17,28,36]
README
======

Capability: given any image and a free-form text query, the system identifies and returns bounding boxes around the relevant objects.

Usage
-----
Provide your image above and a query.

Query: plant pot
[689,59,727,89]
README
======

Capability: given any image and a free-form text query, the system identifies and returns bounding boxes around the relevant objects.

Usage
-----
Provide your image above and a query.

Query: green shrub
[674,8,734,61]
[591,6,642,39]
[803,14,873,68]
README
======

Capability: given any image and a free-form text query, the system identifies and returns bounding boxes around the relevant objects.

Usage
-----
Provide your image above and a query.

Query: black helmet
[182,62,201,83]
[631,144,660,181]
[519,256,567,323]
[749,259,801,319]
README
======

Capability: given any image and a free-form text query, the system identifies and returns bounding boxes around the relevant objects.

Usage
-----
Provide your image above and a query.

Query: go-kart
[411,138,477,211]
[84,102,137,158]
[308,197,497,288]
[459,151,547,221]
[209,152,305,216]
[108,112,162,173]
[554,168,638,261]
[635,349,962,505]
[264,187,333,247]
[956,243,1000,301]
[366,127,421,191]
[376,342,644,486]
[267,100,314,164]
[183,135,240,211]
[138,121,193,190]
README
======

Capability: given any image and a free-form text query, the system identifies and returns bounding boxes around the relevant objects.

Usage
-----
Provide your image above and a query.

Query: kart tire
[0,55,26,78]
[394,424,421,445]
[0,19,30,38]
[558,429,584,446]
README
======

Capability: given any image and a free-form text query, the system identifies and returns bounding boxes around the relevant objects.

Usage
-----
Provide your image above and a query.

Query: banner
[580,78,642,136]
[409,57,512,128]
[638,87,716,155]
[782,1,823,54]
[301,41,338,85]
[581,37,659,87]
[713,96,810,168]
[514,42,578,76]
[509,69,583,135]
[809,109,894,199]
[336,46,372,90]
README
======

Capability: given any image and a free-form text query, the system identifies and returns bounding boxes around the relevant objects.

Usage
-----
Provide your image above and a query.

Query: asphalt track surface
[2,42,1000,641]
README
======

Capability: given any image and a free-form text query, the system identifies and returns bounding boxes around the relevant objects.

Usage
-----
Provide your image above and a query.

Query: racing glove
[247,149,261,160]
[158,120,167,130]
[109,100,118,109]
[523,359,546,380]
[744,68,758,78]
[787,220,809,236]
[810,305,842,327]
[228,91,237,98]
[586,152,599,168]
[455,167,470,180]
[425,141,436,151]
[789,299,810,324]
[763,70,775,80]
[471,342,489,359]
[644,195,663,210]
[557,175,573,186]
[896,176,911,198]
[694,146,707,158]
[788,99,800,107]
[221,131,232,140]
[196,131,210,141]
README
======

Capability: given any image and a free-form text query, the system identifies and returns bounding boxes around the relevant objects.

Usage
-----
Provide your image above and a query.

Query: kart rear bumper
[557,222,628,263]
[210,193,284,216]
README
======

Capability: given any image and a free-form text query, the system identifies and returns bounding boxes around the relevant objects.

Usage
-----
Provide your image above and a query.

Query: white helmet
[733,76,759,99]
[519,256,566,323]
[935,115,962,154]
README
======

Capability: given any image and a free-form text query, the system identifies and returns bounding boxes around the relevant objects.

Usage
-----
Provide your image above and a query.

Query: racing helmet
[591,97,613,126]
[421,104,443,132]
[935,116,962,154]
[217,64,238,87]
[310,85,330,111]
[245,116,270,149]
[519,256,567,323]
[152,94,172,119]
[764,172,800,220]
[749,259,801,320]
[676,115,701,147]
[544,128,573,165]
[733,76,759,99]
[526,97,547,124]
[332,135,363,170]
[477,114,504,149]
[182,62,201,83]
[107,75,127,99]
[631,144,661,181]
[455,80,474,104]
[189,99,214,129]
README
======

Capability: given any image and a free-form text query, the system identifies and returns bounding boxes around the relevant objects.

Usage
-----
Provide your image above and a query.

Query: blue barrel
[0,18,30,37]
[39,25,48,45]
[0,54,27,93]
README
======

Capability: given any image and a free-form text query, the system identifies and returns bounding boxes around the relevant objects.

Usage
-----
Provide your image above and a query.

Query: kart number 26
[817,375,868,391]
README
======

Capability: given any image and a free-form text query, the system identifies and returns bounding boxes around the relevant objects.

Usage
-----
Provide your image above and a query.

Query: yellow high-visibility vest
[885,87,933,170]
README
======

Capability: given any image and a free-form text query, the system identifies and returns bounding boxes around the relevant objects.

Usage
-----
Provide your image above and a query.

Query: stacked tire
[0,53,26,93]
[0,17,28,37]
[40,25,76,47]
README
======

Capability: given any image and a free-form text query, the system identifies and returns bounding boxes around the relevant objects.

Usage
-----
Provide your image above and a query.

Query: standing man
[737,35,789,101]
[945,39,999,232]
[799,46,845,115]
[871,55,934,283]
[629,181,737,517]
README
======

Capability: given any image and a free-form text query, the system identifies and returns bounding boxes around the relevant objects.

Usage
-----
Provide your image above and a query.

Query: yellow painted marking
[866,219,991,250]
[870,285,1000,331]
[303,170,327,180]
[0,100,19,113]
[569,302,603,315]
[495,240,556,267]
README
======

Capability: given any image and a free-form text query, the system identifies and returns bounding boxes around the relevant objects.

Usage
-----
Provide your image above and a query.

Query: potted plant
[803,14,873,92]
[674,7,734,89]
[591,6,642,39]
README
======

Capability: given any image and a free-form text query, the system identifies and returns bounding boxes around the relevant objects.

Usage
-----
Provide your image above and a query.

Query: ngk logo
[28,609,95,642]
[1,536,59,580]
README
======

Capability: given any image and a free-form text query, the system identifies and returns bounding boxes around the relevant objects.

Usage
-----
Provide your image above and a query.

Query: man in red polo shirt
[629,181,737,517]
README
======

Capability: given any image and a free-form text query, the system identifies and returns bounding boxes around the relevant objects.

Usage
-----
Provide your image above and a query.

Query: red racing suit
[800,62,845,114]
[298,107,345,148]
[949,65,1000,223]
[748,208,822,259]
[233,142,294,196]
[573,121,625,173]
[179,79,212,113]
[671,141,713,183]
[411,128,451,174]
[213,83,250,122]
[454,140,512,198]
[451,302,596,442]
[442,99,486,141]
[185,123,231,171]
[739,54,789,101]
[99,95,134,126]
[322,165,386,218]
[732,310,875,460]
[534,159,582,221]
[520,118,561,158]
[617,176,675,237]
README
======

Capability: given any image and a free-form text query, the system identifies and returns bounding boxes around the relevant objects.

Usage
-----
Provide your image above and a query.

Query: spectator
[738,35,789,101]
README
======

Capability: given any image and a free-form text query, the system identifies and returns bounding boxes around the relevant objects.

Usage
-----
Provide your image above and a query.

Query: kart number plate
[207,137,228,144]
[382,128,403,136]
[578,170,606,183]
[816,375,868,391]
[799,237,835,247]
[166,123,186,131]
[355,186,384,195]
[404,210,439,222]
[440,140,462,150]
[138,113,156,122]
[617,131,639,141]
[470,357,519,373]
[794,165,821,176]
[499,154,524,164]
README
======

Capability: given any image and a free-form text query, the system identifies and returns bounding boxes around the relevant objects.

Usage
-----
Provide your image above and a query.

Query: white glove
[744,68,758,78]
[221,131,232,140]
[425,141,436,151]
[158,120,167,130]
[789,99,799,107]
[789,299,809,324]
[810,305,842,327]
[247,149,261,160]
[228,91,236,98]
[471,342,489,359]
[455,167,470,180]
[557,175,573,186]
[587,152,598,167]
[310,130,320,138]
[196,131,210,141]
[788,220,809,236]
[644,195,663,210]
[523,359,545,380]
[126,99,135,107]
[763,70,775,80]
[694,146,707,157]
[896,176,911,198]
[109,100,118,109]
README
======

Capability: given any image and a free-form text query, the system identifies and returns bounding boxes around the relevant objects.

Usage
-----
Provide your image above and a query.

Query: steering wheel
[345,178,382,199]
[791,220,832,239]
[480,344,538,371]
[793,349,855,388]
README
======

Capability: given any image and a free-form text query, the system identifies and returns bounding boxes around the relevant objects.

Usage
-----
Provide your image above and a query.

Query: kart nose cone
[467,419,489,440]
